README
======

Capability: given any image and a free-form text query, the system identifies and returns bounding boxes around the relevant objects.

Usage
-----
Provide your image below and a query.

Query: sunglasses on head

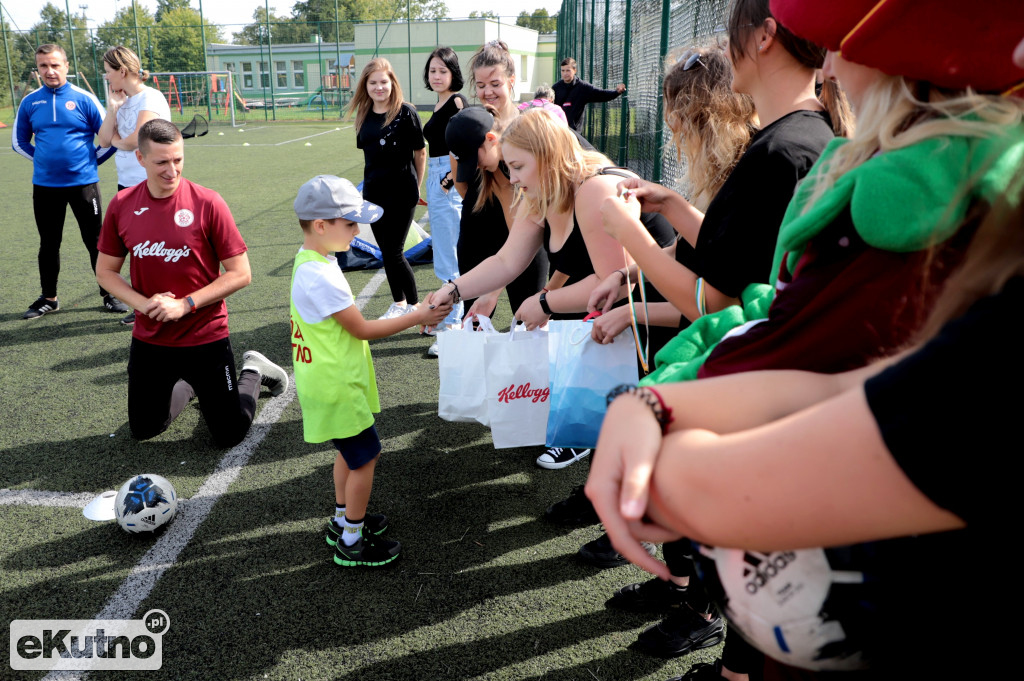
[677,50,704,71]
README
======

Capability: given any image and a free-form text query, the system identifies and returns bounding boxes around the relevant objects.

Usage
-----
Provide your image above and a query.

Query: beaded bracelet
[606,384,675,434]
[445,280,462,304]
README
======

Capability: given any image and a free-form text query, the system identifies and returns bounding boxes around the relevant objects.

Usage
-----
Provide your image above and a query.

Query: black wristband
[606,384,674,434]
[538,290,553,315]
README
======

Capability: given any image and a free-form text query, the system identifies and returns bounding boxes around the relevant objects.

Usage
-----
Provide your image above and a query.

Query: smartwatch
[538,291,552,316]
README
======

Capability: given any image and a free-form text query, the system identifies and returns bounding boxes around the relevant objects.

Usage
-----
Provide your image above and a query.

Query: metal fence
[557,0,730,188]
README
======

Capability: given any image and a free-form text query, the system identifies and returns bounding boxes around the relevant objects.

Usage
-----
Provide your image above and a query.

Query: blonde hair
[803,77,1024,210]
[663,45,756,210]
[474,104,514,213]
[500,108,612,217]
[348,58,404,132]
[917,170,1024,341]
[103,45,148,81]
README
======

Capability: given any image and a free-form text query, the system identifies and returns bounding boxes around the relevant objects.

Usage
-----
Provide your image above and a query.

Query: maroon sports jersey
[99,178,247,347]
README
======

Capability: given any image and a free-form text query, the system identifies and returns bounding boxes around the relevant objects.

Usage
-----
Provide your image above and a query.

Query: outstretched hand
[588,270,626,315]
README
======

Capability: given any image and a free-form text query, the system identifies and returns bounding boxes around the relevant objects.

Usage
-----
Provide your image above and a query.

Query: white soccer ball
[114,474,178,534]
[697,546,868,671]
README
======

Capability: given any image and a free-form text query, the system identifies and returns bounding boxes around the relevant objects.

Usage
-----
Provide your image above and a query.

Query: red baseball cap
[770,0,1024,94]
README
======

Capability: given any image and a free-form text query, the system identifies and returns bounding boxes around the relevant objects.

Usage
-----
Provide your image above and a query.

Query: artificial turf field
[0,121,722,680]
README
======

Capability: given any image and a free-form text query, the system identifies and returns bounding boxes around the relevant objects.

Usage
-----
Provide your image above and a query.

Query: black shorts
[332,425,382,470]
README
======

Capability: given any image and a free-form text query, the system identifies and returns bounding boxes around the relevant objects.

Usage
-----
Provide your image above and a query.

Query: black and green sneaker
[324,513,389,547]
[333,530,401,567]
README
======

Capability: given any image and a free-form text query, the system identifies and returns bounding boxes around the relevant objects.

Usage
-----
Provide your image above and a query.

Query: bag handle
[570,312,601,345]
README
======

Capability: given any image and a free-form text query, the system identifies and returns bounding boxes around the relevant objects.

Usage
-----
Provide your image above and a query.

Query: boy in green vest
[291,175,451,567]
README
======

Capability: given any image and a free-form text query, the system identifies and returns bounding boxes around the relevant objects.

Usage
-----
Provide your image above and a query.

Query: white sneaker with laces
[379,302,411,320]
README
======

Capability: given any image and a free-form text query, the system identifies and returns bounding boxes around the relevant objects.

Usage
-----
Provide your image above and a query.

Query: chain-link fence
[557,0,730,189]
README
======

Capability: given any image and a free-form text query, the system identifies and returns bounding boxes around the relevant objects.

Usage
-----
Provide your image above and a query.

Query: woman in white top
[97,45,171,192]
[97,45,172,325]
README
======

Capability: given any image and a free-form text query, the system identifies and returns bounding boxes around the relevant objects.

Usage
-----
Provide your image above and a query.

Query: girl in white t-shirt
[97,45,173,325]
[97,45,171,191]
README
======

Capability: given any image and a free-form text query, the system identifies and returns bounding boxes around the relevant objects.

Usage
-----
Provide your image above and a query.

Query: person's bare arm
[332,300,450,340]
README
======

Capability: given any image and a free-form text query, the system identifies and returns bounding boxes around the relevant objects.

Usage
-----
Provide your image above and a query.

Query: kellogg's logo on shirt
[132,240,191,262]
[497,382,549,404]
[174,209,195,228]
[65,101,76,111]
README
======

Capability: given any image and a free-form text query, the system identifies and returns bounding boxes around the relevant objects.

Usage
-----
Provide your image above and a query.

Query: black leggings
[32,183,107,298]
[127,337,260,448]
[364,189,418,305]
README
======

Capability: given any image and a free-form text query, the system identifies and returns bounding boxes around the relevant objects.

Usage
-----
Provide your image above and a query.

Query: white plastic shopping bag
[484,323,550,449]
[546,319,639,448]
[437,317,498,424]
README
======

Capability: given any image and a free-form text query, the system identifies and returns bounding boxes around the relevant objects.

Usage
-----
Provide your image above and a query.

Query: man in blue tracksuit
[552,57,626,134]
[12,43,125,320]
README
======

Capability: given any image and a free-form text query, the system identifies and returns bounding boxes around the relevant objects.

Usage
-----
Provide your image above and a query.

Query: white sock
[342,517,364,547]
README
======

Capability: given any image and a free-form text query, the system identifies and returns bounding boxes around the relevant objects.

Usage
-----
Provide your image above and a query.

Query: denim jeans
[426,155,464,325]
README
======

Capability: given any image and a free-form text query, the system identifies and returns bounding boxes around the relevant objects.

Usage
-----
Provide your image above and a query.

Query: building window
[260,62,269,88]
[276,61,287,88]
[242,62,253,88]
[293,60,304,88]
[224,62,235,73]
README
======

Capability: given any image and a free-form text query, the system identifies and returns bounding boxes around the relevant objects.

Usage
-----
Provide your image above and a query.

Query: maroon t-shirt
[698,207,969,378]
[99,178,247,347]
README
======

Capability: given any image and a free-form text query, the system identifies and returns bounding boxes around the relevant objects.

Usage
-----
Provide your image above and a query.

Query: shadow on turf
[93,400,676,679]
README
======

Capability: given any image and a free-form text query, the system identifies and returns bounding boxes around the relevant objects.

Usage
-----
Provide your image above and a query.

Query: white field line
[274,128,345,146]
[37,269,386,681]
[0,490,97,507]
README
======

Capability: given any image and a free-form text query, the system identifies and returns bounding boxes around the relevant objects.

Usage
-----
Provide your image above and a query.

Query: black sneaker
[23,296,59,320]
[536,446,591,470]
[543,485,600,526]
[578,532,656,568]
[606,576,689,612]
[333,529,401,567]
[241,350,289,396]
[120,311,136,326]
[668,660,723,680]
[103,294,129,313]
[324,513,390,547]
[631,609,726,658]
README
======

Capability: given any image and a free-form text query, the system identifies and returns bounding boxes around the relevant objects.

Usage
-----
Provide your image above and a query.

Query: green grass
[0,122,720,680]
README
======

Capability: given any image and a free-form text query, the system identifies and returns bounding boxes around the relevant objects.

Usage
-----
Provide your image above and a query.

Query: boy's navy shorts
[332,425,381,470]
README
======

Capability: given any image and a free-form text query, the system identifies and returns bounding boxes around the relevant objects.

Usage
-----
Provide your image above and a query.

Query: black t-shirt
[865,277,1022,527]
[356,102,425,197]
[694,110,834,298]
[422,93,467,158]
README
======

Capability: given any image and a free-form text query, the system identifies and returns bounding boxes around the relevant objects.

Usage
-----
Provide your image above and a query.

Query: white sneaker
[241,350,289,396]
[427,339,440,356]
[379,302,411,320]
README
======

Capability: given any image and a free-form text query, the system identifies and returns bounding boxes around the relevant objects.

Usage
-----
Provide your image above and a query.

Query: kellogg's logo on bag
[497,382,549,404]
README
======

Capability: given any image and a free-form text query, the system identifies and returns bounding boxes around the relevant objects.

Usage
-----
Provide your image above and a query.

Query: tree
[94,6,159,68]
[516,9,557,33]
[469,11,499,19]
[153,6,223,72]
[155,0,195,24]
[235,6,310,46]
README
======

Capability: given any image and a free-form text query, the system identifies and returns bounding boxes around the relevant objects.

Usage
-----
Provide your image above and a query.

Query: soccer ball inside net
[115,474,178,534]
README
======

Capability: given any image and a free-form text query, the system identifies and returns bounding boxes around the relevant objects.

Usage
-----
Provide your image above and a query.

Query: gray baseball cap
[294,175,383,223]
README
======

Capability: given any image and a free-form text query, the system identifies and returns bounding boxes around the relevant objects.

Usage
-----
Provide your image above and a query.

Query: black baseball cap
[446,106,494,184]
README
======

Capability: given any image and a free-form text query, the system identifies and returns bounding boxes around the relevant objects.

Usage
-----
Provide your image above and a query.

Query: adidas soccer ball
[114,474,178,534]
[696,546,868,671]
